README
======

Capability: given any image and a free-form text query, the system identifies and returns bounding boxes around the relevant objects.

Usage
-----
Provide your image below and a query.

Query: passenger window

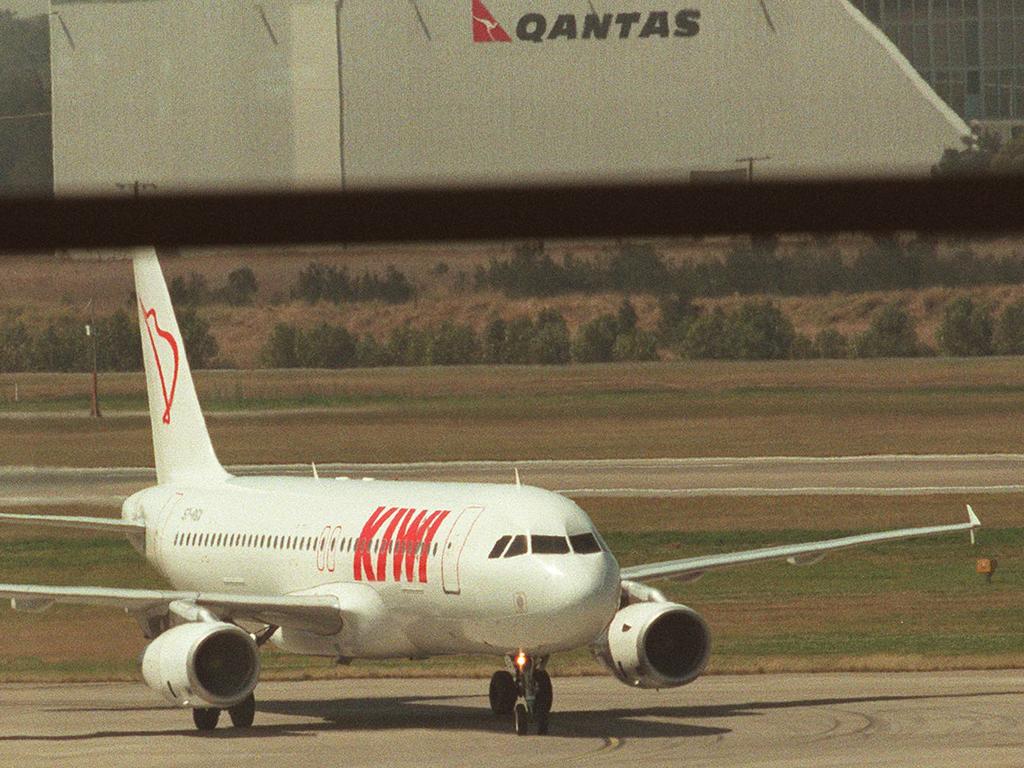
[488,535,512,558]
[504,535,527,557]
[569,533,602,554]
[531,535,570,554]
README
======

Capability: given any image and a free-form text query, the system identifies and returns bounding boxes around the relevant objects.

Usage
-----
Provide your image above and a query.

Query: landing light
[515,651,528,670]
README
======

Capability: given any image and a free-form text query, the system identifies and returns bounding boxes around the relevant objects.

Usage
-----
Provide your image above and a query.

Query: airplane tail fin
[132,248,229,485]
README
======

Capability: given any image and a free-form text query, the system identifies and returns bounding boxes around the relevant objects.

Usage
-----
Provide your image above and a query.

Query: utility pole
[116,180,157,198]
[735,155,772,182]
[85,299,101,418]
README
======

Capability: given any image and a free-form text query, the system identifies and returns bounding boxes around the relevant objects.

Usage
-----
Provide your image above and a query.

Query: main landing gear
[489,652,552,736]
[192,691,256,731]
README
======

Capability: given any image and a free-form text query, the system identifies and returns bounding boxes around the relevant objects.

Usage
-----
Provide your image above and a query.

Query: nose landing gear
[490,652,552,735]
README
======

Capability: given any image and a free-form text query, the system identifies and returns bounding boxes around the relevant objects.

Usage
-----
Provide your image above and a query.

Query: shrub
[355,335,390,367]
[994,299,1024,355]
[30,316,89,372]
[530,310,571,364]
[790,334,816,360]
[936,296,993,356]
[261,323,301,368]
[0,320,32,372]
[726,300,795,360]
[482,317,508,364]
[679,307,729,359]
[572,314,620,363]
[298,323,357,368]
[427,321,480,366]
[168,272,210,305]
[96,309,141,371]
[852,303,920,358]
[223,266,258,306]
[292,262,414,304]
[607,242,672,293]
[814,328,849,359]
[611,329,659,361]
[176,308,219,368]
[656,291,700,344]
[387,323,430,366]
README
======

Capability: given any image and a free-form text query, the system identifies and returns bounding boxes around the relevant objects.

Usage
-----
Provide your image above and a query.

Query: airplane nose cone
[527,553,620,649]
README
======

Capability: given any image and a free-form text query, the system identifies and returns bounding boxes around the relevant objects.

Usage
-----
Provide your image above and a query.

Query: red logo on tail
[472,0,511,42]
[139,301,180,425]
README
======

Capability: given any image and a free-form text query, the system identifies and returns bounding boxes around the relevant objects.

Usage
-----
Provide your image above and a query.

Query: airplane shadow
[8,687,1022,743]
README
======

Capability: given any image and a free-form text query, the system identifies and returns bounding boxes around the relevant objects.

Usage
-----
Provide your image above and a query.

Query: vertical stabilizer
[132,248,229,484]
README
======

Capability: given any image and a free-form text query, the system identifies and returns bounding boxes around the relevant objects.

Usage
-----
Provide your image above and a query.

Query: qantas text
[515,10,700,42]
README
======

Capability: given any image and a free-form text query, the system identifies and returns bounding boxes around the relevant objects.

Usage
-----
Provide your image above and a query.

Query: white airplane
[0,248,980,736]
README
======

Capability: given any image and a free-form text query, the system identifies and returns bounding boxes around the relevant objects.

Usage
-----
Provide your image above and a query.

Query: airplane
[0,247,980,736]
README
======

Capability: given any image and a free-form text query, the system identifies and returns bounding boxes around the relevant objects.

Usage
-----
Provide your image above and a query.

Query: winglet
[967,504,980,545]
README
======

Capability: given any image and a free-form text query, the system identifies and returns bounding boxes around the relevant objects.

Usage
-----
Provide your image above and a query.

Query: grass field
[3,358,1024,465]
[0,360,1023,681]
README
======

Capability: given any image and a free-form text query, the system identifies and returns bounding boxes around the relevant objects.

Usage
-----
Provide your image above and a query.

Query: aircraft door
[441,506,483,595]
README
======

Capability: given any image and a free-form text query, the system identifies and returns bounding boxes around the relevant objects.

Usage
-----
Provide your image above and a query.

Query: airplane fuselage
[123,478,622,659]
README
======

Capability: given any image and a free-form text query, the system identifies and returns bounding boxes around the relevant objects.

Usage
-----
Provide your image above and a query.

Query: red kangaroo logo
[139,300,180,425]
[353,506,450,583]
[472,0,511,42]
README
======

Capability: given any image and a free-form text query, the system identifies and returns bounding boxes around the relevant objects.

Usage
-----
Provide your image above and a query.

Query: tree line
[168,262,415,307]
[474,239,1024,300]
[6,294,1024,373]
[0,308,219,373]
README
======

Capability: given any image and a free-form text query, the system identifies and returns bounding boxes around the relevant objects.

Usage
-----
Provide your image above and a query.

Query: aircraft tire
[192,707,220,731]
[489,671,516,715]
[228,692,256,728]
[535,670,553,715]
[514,703,529,736]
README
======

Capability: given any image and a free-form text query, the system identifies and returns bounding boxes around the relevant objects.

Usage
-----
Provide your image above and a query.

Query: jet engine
[592,601,711,689]
[141,621,260,708]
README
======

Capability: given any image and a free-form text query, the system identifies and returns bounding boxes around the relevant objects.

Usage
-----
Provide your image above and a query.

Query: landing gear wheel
[514,703,529,736]
[489,671,516,716]
[228,692,256,728]
[534,669,552,734]
[534,670,553,716]
[192,707,220,731]
[535,708,549,736]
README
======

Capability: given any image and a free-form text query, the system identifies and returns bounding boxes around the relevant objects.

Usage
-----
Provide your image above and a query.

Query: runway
[2,453,1024,506]
[1,672,1022,767]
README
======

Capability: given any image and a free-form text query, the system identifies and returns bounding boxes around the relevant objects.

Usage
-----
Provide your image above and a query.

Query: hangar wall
[50,0,969,194]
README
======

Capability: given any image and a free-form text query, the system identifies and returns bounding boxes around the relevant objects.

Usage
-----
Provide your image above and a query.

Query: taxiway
[0,672,1021,767]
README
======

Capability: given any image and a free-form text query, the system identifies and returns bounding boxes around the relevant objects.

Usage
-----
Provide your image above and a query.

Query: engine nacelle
[592,601,711,689]
[141,622,260,708]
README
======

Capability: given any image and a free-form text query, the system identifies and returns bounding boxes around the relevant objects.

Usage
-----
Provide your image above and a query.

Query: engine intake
[592,601,710,689]
[142,621,260,708]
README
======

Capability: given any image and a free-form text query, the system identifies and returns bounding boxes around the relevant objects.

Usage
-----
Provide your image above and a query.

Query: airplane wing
[620,505,980,583]
[0,512,144,535]
[0,585,342,635]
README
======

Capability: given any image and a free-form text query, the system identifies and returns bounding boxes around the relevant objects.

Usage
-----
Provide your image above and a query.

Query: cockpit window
[504,535,528,557]
[531,535,570,555]
[488,535,512,559]
[569,533,602,554]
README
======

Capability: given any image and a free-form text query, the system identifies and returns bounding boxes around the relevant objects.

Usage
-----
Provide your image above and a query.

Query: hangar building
[48,0,969,193]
